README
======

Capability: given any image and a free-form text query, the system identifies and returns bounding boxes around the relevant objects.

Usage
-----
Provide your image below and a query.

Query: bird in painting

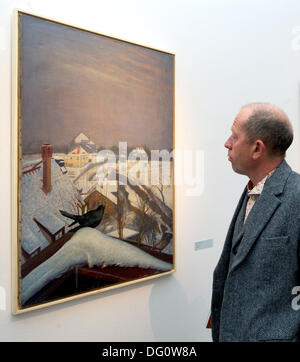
[59,204,105,233]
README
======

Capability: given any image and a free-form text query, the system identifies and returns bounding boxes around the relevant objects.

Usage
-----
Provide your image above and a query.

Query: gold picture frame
[12,9,175,314]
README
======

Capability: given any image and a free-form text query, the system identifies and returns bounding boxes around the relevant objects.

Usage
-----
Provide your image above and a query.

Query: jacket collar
[229,159,292,272]
[260,159,292,196]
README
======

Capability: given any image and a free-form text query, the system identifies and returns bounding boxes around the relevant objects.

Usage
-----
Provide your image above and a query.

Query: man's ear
[252,140,266,160]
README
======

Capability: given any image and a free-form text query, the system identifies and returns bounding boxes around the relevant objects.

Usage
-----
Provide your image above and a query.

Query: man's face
[224,108,255,175]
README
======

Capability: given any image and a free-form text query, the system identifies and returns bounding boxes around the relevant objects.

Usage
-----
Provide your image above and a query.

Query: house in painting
[73,133,97,152]
[64,145,89,168]
[65,133,99,181]
[84,188,115,216]
[68,133,97,161]
[21,144,82,264]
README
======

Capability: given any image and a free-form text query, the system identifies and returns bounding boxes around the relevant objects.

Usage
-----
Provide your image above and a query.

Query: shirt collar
[247,168,276,196]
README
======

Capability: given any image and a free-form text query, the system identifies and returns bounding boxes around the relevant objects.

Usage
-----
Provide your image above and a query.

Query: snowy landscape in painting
[20,135,174,308]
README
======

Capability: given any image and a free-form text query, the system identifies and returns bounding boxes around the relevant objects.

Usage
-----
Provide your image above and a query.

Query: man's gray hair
[242,103,293,157]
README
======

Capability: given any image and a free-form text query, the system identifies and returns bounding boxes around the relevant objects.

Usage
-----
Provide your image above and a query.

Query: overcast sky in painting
[20,14,174,154]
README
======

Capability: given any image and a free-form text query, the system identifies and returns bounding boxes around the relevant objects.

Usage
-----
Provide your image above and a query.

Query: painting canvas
[12,10,175,314]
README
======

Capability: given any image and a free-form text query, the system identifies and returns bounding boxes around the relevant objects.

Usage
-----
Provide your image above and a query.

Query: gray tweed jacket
[211,160,300,342]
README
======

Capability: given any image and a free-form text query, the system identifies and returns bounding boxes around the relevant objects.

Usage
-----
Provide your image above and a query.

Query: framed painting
[12,10,175,314]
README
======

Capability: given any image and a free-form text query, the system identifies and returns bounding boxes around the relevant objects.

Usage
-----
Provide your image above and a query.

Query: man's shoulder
[285,169,300,196]
[288,169,300,184]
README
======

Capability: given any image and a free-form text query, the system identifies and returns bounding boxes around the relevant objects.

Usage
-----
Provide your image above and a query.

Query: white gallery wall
[1,0,300,341]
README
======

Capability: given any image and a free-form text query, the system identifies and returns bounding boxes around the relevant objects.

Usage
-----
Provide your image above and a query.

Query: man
[211,103,300,342]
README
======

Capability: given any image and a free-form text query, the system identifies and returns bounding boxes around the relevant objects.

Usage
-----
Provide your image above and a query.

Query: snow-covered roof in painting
[21,227,172,304]
[21,158,81,257]
[107,228,138,239]
[34,210,65,234]
[72,133,97,153]
[81,143,96,154]
[21,218,48,255]
[74,133,90,143]
[92,184,118,205]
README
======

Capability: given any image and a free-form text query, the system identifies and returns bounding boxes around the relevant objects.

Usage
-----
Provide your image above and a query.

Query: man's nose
[224,137,232,149]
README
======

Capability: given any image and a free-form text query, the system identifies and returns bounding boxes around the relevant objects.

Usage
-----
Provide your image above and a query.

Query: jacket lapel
[229,193,281,272]
[229,160,292,272]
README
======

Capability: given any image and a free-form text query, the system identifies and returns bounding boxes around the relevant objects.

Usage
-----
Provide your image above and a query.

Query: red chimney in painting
[41,144,53,194]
